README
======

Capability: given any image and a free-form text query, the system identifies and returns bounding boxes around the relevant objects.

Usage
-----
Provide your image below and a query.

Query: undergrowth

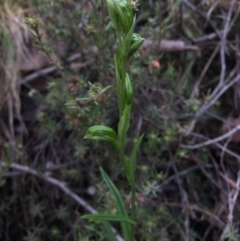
[1,1,240,241]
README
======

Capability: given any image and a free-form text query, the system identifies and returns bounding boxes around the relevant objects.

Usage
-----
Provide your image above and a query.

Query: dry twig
[181,123,240,150]
[220,170,240,240]
[210,0,237,98]
[185,0,239,135]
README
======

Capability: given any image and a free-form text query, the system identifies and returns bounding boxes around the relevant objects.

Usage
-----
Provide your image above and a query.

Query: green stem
[119,144,130,181]
[130,180,136,240]
[114,14,136,241]
[121,57,127,115]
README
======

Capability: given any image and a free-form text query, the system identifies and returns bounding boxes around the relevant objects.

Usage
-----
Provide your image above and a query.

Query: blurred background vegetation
[1,0,240,240]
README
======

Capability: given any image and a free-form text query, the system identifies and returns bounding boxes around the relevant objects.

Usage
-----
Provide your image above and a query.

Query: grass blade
[100,167,131,241]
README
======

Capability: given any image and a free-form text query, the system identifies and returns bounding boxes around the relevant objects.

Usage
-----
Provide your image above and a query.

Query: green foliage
[222,225,240,241]
[82,1,144,240]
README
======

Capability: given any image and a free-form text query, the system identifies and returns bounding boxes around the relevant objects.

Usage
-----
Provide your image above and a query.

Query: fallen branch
[142,39,199,53]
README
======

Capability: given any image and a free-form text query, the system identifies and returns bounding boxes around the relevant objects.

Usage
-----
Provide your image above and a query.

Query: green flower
[105,0,134,33]
[85,125,119,151]
[127,33,144,59]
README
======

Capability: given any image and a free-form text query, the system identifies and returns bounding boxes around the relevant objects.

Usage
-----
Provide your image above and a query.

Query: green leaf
[129,134,144,184]
[99,85,112,95]
[85,126,119,151]
[118,106,130,144]
[100,167,131,240]
[81,214,135,225]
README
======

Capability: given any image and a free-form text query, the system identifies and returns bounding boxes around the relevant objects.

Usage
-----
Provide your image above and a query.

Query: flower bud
[127,33,144,60]
[25,16,38,30]
[105,0,134,33]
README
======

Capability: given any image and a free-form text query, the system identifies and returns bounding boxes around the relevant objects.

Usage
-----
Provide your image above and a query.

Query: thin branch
[183,0,222,39]
[220,170,240,240]
[172,163,190,241]
[185,73,240,135]
[166,202,225,228]
[20,53,91,85]
[219,171,240,191]
[181,123,240,149]
[160,164,212,188]
[210,0,237,98]
[196,66,238,119]
[215,142,240,161]
[184,0,239,135]
[20,65,56,85]
[193,31,223,43]
[196,69,240,119]
[181,132,240,161]
[191,42,221,98]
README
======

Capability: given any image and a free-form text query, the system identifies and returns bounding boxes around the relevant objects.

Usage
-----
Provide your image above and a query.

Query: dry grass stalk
[0,0,29,145]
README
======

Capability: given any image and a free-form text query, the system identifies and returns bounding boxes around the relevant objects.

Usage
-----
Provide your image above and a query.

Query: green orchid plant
[82,1,144,240]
